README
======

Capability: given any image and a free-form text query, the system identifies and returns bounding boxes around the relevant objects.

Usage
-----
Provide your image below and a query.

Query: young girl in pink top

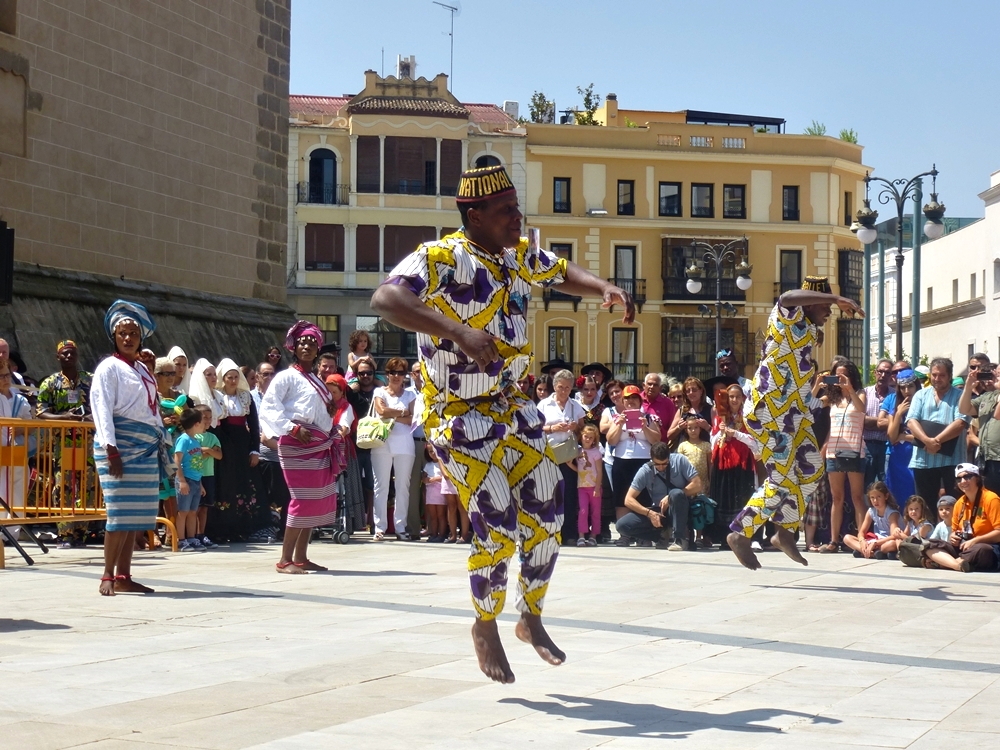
[574,425,603,546]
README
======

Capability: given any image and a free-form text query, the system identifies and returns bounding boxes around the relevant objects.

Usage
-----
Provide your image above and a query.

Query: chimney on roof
[503,101,519,120]
[605,93,618,126]
[397,55,416,80]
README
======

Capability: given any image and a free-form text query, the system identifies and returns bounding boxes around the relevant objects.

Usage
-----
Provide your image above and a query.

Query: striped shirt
[862,385,889,442]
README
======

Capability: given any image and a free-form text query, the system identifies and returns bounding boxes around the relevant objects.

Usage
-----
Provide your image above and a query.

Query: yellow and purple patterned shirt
[382,230,568,417]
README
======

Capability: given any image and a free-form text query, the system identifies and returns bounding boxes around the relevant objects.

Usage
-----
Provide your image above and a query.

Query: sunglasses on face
[358,371,373,376]
[156,371,176,377]
[957,475,975,482]
[387,370,406,376]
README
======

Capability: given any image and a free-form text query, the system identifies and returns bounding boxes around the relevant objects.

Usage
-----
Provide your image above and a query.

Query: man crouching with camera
[615,441,701,551]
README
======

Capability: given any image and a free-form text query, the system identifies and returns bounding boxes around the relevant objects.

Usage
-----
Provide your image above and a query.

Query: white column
[349,135,358,207]
[345,223,357,286]
[378,135,385,193]
[296,222,307,286]
[378,224,385,282]
[460,139,469,170]
[435,137,442,196]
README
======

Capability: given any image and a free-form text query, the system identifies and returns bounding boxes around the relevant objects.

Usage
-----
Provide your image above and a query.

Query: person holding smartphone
[959,362,1000,493]
[607,385,662,545]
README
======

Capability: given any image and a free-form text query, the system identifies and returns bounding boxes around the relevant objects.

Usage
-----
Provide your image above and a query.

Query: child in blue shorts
[174,408,207,551]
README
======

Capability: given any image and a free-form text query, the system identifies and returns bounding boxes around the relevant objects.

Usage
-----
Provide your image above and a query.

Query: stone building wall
[0,0,294,374]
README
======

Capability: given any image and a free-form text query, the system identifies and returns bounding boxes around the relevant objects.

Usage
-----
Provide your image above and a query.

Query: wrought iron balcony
[542,287,582,311]
[605,363,649,384]
[608,278,646,312]
[297,182,350,205]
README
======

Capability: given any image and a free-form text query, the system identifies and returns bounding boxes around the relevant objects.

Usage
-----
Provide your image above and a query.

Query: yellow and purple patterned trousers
[426,395,563,621]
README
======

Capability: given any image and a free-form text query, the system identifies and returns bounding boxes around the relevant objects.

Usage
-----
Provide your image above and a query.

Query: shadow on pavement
[756,584,988,601]
[149,591,282,599]
[500,693,839,738]
[0,618,72,632]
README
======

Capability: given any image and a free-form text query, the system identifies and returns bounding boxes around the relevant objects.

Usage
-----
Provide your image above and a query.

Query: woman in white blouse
[0,359,32,544]
[259,321,340,573]
[538,369,587,545]
[91,300,164,596]
[606,385,662,539]
[188,359,224,428]
[371,357,416,541]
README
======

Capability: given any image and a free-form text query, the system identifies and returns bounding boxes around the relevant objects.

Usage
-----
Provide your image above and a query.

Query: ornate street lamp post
[854,167,945,363]
[685,237,752,375]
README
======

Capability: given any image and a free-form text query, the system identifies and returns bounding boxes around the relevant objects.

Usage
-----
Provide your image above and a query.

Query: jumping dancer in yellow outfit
[372,165,634,683]
[728,277,864,570]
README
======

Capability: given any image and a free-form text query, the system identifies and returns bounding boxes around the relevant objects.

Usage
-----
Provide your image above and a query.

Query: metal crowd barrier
[0,418,178,567]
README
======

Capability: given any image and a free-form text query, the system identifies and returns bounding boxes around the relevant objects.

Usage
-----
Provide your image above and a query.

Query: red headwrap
[326,373,352,429]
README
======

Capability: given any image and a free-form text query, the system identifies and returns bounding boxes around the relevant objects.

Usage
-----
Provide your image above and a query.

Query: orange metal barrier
[0,417,177,567]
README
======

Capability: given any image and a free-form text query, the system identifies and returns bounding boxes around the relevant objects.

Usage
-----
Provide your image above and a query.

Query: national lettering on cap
[456,165,516,204]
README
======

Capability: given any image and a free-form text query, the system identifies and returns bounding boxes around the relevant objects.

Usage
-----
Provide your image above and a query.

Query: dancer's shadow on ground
[756,584,986,601]
[149,591,283,599]
[311,570,434,577]
[0,618,72,632]
[500,694,838,739]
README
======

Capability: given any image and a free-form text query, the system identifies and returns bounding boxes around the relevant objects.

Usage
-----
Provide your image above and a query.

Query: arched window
[308,148,337,204]
[474,154,501,169]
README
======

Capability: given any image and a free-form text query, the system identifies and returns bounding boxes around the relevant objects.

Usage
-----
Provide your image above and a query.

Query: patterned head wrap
[801,276,831,294]
[715,348,735,361]
[895,369,918,387]
[284,320,323,352]
[57,339,77,352]
[104,299,155,342]
[456,165,516,204]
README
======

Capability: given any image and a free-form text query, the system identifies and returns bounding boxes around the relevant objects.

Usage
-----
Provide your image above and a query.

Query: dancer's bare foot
[298,560,328,572]
[727,531,761,570]
[515,613,566,666]
[114,576,154,593]
[276,561,306,574]
[471,618,515,684]
[99,577,116,596]
[771,526,807,567]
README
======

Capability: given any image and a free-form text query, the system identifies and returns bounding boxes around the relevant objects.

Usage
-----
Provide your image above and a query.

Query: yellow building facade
[525,95,869,382]
[286,68,522,360]
[287,77,868,379]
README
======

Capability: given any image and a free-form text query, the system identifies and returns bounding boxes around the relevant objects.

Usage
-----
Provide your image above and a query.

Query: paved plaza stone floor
[2,535,1000,749]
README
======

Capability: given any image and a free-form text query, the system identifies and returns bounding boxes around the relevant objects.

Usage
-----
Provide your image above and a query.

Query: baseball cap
[955,463,980,478]
[622,385,641,398]
[937,495,957,508]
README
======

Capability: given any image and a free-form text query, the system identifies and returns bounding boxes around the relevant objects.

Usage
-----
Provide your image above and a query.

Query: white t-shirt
[373,386,416,455]
[337,402,355,431]
[612,412,656,460]
[537,394,586,445]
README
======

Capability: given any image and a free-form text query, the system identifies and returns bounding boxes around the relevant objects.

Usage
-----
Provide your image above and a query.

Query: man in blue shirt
[908,357,970,502]
[617,442,701,550]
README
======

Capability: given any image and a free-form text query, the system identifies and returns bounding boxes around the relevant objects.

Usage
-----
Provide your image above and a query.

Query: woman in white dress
[370,357,416,541]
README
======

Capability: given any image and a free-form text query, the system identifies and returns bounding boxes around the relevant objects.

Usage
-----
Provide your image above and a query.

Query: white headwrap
[187,357,224,427]
[167,345,192,394]
[216,358,251,393]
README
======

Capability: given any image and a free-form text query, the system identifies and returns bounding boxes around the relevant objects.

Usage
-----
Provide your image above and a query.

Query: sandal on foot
[276,561,296,570]
[819,542,839,553]
[921,557,941,569]
[100,576,116,582]
[806,543,822,553]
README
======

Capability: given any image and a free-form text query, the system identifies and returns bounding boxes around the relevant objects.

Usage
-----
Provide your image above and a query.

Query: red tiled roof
[465,103,517,130]
[347,96,469,118]
[290,95,350,118]
[289,96,517,131]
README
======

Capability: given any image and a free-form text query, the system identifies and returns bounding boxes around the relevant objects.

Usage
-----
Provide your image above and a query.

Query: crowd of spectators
[1,332,998,575]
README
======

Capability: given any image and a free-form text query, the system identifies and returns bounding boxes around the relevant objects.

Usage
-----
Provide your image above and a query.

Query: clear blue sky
[292,0,999,218]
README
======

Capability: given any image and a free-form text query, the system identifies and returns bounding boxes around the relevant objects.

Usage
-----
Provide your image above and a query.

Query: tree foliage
[803,120,827,136]
[528,91,555,124]
[574,83,600,126]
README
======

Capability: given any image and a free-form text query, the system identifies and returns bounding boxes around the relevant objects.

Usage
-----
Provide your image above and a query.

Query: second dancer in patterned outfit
[727,276,864,570]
